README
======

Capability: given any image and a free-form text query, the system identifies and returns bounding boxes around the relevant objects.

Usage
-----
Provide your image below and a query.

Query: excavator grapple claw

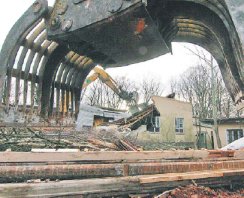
[0,0,243,124]
[46,0,170,67]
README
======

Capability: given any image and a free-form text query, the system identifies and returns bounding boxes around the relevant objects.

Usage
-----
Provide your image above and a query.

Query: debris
[114,105,157,130]
[115,139,139,151]
[87,138,118,150]
[154,185,244,198]
[0,127,138,152]
[191,179,198,186]
[154,190,172,198]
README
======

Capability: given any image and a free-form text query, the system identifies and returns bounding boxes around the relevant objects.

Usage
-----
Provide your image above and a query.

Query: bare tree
[169,78,178,94]
[175,47,238,119]
[83,80,101,107]
[172,47,238,148]
[82,74,165,109]
[177,64,212,119]
[140,77,164,105]
[82,76,138,109]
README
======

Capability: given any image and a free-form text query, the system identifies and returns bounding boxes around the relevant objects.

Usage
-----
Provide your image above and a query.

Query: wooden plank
[139,169,244,184]
[31,149,80,152]
[0,164,124,183]
[0,177,140,198]
[0,150,209,163]
[0,170,243,198]
[139,171,223,184]
[208,150,235,158]
[1,161,244,183]
[223,169,244,177]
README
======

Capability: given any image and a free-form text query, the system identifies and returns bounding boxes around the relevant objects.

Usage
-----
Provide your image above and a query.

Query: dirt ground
[155,185,244,198]
[130,185,244,198]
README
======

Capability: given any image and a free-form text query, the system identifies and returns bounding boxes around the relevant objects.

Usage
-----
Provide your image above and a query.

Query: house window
[175,118,184,133]
[227,129,243,144]
[154,116,160,129]
[147,116,160,133]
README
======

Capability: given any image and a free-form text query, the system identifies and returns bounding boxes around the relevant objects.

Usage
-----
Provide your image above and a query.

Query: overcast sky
[0,1,205,94]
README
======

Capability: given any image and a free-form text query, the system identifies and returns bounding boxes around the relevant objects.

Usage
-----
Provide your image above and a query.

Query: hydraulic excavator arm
[83,67,119,93]
[82,66,138,106]
[82,73,99,90]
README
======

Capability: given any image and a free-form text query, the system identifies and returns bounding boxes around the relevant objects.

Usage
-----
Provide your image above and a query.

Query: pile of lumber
[88,138,139,151]
[0,167,244,197]
[1,150,244,197]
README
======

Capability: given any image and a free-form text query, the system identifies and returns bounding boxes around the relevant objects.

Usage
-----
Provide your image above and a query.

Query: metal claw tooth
[51,16,61,30]
[57,2,68,15]
[33,1,42,13]
[62,19,73,32]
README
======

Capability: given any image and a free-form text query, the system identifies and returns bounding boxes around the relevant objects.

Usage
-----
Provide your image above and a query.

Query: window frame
[226,129,243,144]
[148,116,160,133]
[175,117,184,133]
[154,116,160,129]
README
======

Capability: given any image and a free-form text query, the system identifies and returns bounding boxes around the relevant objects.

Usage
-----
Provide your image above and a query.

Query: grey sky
[0,1,205,93]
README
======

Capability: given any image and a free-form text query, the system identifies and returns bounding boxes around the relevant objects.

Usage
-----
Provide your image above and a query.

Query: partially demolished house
[116,96,195,149]
[76,104,130,130]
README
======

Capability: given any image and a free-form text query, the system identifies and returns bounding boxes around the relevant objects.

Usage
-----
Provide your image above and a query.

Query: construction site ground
[1,126,244,197]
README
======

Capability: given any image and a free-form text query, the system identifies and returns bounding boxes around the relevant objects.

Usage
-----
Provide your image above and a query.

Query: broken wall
[151,96,195,143]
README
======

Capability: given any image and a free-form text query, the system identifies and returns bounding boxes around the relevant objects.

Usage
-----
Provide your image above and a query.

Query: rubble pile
[130,185,244,198]
[154,185,244,198]
[0,127,138,151]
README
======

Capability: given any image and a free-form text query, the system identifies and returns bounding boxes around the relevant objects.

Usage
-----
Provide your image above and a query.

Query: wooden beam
[1,160,244,183]
[0,169,243,198]
[0,150,209,163]
[1,150,244,164]
[140,171,223,184]
[139,169,244,184]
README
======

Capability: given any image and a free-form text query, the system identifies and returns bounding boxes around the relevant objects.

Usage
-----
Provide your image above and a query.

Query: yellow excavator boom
[63,66,138,113]
[83,66,121,96]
